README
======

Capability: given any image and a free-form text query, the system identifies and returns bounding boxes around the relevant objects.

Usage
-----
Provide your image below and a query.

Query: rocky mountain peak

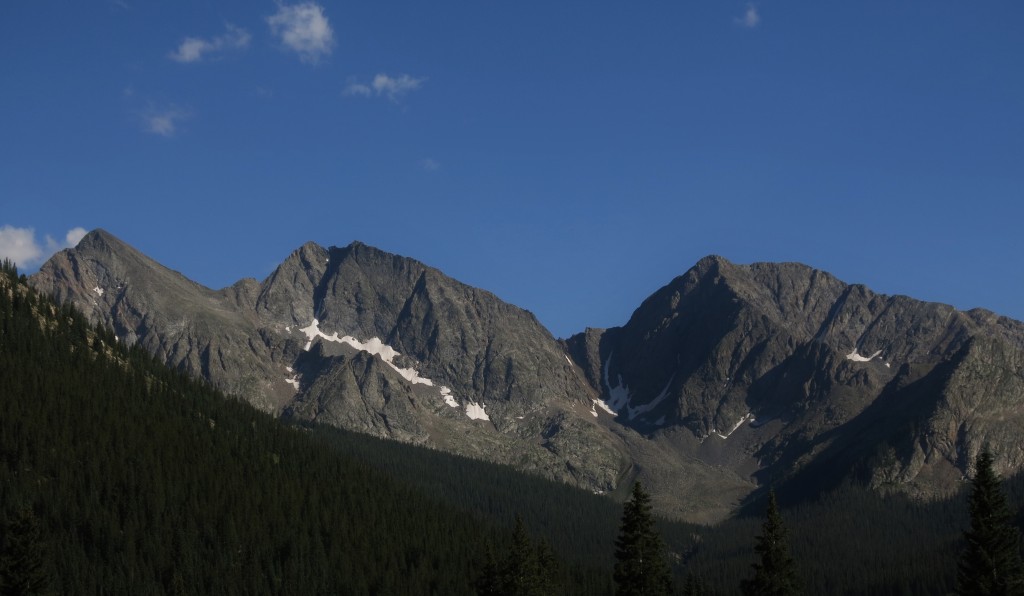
[27,230,1024,522]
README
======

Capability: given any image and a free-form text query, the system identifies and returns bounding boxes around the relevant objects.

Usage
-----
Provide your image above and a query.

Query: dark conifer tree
[741,490,801,596]
[476,517,557,596]
[0,508,51,596]
[613,482,673,596]
[682,572,706,596]
[533,539,558,595]
[475,547,502,596]
[957,451,1024,596]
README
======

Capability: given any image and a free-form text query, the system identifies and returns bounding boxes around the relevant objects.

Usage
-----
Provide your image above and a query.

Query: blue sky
[2,1,1022,338]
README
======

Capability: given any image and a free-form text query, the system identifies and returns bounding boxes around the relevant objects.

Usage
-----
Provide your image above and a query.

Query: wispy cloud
[343,73,426,101]
[169,23,251,63]
[343,82,373,97]
[267,2,334,63]
[373,74,425,100]
[143,105,190,137]
[418,158,440,172]
[0,226,88,268]
[735,3,760,28]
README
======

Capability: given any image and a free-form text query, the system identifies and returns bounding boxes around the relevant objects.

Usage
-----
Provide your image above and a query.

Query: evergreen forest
[2,260,1023,594]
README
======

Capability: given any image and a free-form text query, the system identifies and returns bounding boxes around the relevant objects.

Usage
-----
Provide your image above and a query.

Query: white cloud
[344,73,426,101]
[736,3,760,28]
[373,74,424,99]
[0,226,88,269]
[0,227,42,267]
[64,227,88,247]
[342,82,373,97]
[143,106,190,137]
[169,23,251,63]
[267,2,334,63]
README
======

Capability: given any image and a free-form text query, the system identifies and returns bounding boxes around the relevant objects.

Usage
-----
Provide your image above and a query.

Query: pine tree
[956,451,1024,596]
[0,508,51,596]
[614,481,673,596]
[502,516,542,596]
[741,490,801,596]
[476,517,556,596]
[475,546,502,596]
[684,573,708,596]
[682,572,706,596]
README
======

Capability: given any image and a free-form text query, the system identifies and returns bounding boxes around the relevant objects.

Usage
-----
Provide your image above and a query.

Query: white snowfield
[92,286,104,296]
[465,401,489,421]
[846,348,882,363]
[711,412,755,440]
[595,353,629,415]
[297,319,488,421]
[440,386,459,409]
[593,354,673,424]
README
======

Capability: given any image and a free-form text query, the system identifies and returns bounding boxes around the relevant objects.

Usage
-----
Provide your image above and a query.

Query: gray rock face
[31,232,1024,521]
[566,255,1024,510]
[32,230,624,494]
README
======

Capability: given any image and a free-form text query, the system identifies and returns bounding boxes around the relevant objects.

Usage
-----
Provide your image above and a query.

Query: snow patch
[92,286,104,296]
[440,386,459,408]
[846,348,882,363]
[564,355,573,366]
[465,401,490,421]
[285,376,300,390]
[711,412,754,440]
[598,352,630,414]
[300,318,460,408]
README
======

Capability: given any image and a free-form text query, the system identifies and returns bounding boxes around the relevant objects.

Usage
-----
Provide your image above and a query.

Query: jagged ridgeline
[0,261,617,594]
[30,230,1024,524]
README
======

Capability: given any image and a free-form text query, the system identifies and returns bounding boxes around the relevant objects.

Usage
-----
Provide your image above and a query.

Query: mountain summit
[32,230,625,494]
[31,230,1024,521]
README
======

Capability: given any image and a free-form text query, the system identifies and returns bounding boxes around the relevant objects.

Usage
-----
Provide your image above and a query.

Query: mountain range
[30,230,1024,522]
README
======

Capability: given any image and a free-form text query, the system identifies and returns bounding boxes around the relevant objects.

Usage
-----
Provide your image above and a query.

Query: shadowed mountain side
[565,255,1024,514]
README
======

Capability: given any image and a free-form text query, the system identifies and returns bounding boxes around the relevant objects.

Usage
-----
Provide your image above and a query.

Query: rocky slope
[31,230,627,493]
[31,232,1024,521]
[564,256,1024,512]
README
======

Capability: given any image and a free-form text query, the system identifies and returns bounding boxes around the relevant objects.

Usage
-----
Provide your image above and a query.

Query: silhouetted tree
[682,572,707,596]
[957,451,1024,595]
[741,490,801,596]
[614,482,673,596]
[0,508,51,595]
[476,516,555,596]
[503,516,543,595]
